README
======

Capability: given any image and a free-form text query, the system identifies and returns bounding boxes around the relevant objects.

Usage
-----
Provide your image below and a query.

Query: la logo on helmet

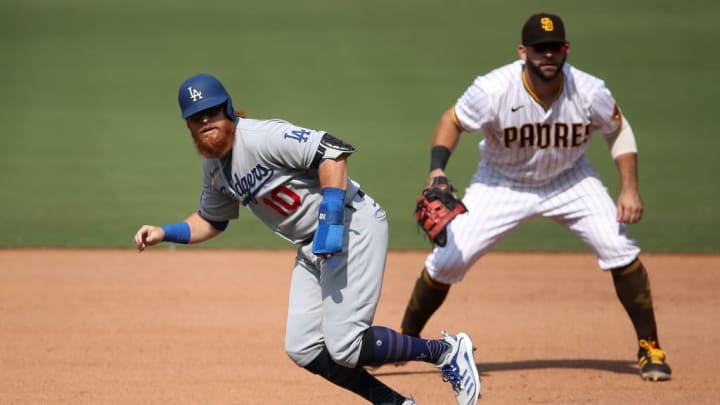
[187,87,203,102]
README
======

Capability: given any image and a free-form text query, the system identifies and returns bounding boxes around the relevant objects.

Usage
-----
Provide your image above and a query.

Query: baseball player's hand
[426,169,447,187]
[616,188,643,224]
[415,175,467,247]
[134,225,165,252]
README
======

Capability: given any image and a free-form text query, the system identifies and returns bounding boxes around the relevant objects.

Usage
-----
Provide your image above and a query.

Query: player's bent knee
[610,256,646,279]
[285,348,305,367]
[302,347,331,375]
[426,251,477,284]
[321,324,364,368]
[426,262,472,284]
[285,342,325,369]
[323,341,358,368]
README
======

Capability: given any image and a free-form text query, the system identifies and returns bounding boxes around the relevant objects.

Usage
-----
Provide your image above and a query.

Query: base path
[1,250,718,404]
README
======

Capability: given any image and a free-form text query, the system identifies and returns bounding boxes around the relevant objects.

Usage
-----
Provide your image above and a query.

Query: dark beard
[193,131,234,159]
[527,57,566,82]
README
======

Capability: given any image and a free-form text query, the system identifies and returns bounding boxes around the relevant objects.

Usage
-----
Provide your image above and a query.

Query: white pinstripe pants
[426,163,640,284]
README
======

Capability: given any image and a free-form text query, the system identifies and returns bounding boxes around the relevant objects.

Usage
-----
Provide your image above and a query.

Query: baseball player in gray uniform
[133,73,480,404]
[399,13,671,382]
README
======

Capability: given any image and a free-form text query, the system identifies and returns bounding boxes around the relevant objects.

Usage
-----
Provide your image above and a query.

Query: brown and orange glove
[415,176,468,247]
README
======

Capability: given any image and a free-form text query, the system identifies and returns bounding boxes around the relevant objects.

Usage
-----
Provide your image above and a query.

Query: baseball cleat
[436,331,481,405]
[638,339,672,381]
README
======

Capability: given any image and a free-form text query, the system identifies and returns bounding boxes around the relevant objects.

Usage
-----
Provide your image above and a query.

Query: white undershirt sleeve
[603,115,638,159]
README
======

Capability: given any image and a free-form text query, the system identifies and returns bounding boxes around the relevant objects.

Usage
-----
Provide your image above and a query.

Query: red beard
[192,128,234,159]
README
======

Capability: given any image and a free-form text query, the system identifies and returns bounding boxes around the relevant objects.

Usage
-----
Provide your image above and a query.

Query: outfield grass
[1,0,718,251]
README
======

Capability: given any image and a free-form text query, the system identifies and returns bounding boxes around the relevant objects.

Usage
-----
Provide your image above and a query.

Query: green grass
[1,0,718,251]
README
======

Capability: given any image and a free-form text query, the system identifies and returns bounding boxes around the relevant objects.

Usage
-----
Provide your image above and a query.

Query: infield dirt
[1,250,718,404]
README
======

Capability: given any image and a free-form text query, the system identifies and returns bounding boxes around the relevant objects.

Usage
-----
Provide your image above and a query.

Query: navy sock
[360,326,450,366]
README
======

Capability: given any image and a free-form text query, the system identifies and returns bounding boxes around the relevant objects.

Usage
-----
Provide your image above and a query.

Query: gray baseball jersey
[198,118,362,244]
[197,117,388,368]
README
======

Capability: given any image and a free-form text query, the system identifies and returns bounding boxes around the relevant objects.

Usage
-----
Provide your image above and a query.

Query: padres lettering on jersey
[503,122,591,149]
[454,60,621,184]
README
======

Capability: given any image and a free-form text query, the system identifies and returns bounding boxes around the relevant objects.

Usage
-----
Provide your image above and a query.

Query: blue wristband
[161,222,191,244]
[313,188,346,254]
[318,188,345,225]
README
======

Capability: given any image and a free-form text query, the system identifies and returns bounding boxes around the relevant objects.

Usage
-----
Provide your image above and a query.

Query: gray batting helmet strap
[178,73,236,119]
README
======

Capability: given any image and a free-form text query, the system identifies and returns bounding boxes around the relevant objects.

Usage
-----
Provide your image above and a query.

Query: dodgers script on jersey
[454,60,622,185]
[198,118,361,244]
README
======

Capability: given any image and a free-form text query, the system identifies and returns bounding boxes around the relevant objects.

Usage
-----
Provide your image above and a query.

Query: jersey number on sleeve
[262,186,301,217]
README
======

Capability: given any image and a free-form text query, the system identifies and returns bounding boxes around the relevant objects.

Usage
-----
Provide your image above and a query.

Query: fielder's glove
[415,176,467,247]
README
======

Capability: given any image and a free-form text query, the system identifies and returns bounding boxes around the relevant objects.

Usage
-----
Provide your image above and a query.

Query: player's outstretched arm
[133,212,222,252]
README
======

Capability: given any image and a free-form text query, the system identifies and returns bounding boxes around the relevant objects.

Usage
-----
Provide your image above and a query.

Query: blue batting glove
[312,188,346,255]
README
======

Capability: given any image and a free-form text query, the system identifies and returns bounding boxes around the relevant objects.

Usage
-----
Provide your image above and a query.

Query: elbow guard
[311,133,357,168]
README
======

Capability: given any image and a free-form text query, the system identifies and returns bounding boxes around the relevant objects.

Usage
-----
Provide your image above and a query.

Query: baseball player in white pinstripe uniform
[400,13,672,381]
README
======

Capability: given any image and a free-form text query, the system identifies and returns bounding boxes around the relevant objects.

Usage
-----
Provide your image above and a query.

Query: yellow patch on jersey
[451,106,466,131]
[611,104,623,123]
[541,17,554,32]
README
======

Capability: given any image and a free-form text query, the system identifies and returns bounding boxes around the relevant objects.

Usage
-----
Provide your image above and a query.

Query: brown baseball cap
[522,13,566,45]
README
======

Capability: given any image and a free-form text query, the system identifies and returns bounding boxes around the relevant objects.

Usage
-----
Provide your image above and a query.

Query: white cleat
[436,331,481,405]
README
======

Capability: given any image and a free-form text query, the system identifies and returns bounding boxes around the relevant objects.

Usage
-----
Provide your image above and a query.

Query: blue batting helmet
[177,73,236,119]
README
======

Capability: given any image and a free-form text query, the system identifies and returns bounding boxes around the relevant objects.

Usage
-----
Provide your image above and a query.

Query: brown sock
[400,268,450,337]
[611,258,659,344]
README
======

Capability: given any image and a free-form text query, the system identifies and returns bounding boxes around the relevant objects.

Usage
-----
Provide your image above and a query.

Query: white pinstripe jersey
[454,60,623,185]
